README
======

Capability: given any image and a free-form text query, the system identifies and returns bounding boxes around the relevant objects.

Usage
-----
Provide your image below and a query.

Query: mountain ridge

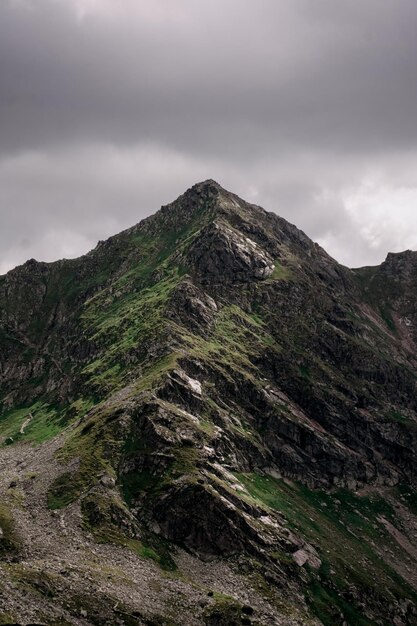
[2,179,413,281]
[0,179,343,279]
[1,181,417,625]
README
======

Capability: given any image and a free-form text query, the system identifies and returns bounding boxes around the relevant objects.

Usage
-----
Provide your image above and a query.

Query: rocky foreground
[1,180,417,625]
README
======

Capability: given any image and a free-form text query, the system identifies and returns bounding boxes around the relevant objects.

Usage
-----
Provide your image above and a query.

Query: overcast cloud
[1,0,417,274]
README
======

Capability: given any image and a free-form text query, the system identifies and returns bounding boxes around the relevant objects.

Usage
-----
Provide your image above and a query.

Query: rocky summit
[1,180,417,626]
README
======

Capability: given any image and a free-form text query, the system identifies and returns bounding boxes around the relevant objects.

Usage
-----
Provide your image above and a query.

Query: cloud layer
[1,0,417,272]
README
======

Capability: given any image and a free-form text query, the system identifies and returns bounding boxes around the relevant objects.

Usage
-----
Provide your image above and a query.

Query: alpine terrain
[1,180,417,626]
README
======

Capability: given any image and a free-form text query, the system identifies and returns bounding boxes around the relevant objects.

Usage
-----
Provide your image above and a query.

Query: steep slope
[1,180,417,626]
[354,250,417,355]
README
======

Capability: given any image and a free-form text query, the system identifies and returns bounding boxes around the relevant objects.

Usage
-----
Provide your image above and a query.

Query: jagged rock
[100,474,116,488]
[167,279,218,331]
[292,546,321,570]
[186,220,275,284]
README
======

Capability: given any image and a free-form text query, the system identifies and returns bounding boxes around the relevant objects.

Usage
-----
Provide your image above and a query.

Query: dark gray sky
[2,0,417,273]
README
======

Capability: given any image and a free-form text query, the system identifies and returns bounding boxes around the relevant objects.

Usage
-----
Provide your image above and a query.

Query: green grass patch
[177,304,281,384]
[0,402,62,445]
[203,592,244,625]
[47,471,85,510]
[236,473,417,624]
[0,198,208,434]
[0,397,96,446]
[269,261,293,281]
[81,492,177,571]
[0,613,17,625]
[307,574,374,626]
[379,306,396,333]
[386,409,409,423]
[52,354,181,512]
[80,270,183,395]
[299,365,311,380]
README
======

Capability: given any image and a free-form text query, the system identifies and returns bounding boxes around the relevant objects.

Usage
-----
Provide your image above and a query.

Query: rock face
[1,180,417,625]
[187,220,275,283]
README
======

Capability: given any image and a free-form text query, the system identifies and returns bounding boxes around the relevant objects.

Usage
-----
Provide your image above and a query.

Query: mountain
[1,180,417,626]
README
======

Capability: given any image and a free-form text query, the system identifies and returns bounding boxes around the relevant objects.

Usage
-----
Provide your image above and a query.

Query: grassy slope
[237,473,417,625]
[0,197,210,445]
[49,278,417,623]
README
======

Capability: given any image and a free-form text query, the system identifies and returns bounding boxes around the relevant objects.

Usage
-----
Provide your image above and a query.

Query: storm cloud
[1,0,417,273]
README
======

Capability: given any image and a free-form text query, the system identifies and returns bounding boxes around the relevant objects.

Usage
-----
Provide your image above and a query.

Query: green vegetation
[0,402,62,444]
[80,269,183,395]
[0,613,17,625]
[0,397,95,446]
[353,266,399,334]
[121,437,199,509]
[203,592,246,626]
[47,471,85,510]
[176,304,281,384]
[299,364,311,380]
[3,185,417,625]
[307,575,375,626]
[117,304,283,517]
[49,349,184,510]
[379,306,396,333]
[0,192,211,444]
[269,261,293,281]
[386,409,409,423]
[48,416,117,510]
[81,492,176,571]
[236,473,417,625]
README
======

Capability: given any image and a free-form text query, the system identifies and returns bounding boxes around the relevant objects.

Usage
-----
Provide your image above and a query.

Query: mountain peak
[172,178,230,209]
[190,178,224,191]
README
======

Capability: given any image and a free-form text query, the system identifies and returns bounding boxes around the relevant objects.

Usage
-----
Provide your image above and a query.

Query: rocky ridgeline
[1,181,417,625]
